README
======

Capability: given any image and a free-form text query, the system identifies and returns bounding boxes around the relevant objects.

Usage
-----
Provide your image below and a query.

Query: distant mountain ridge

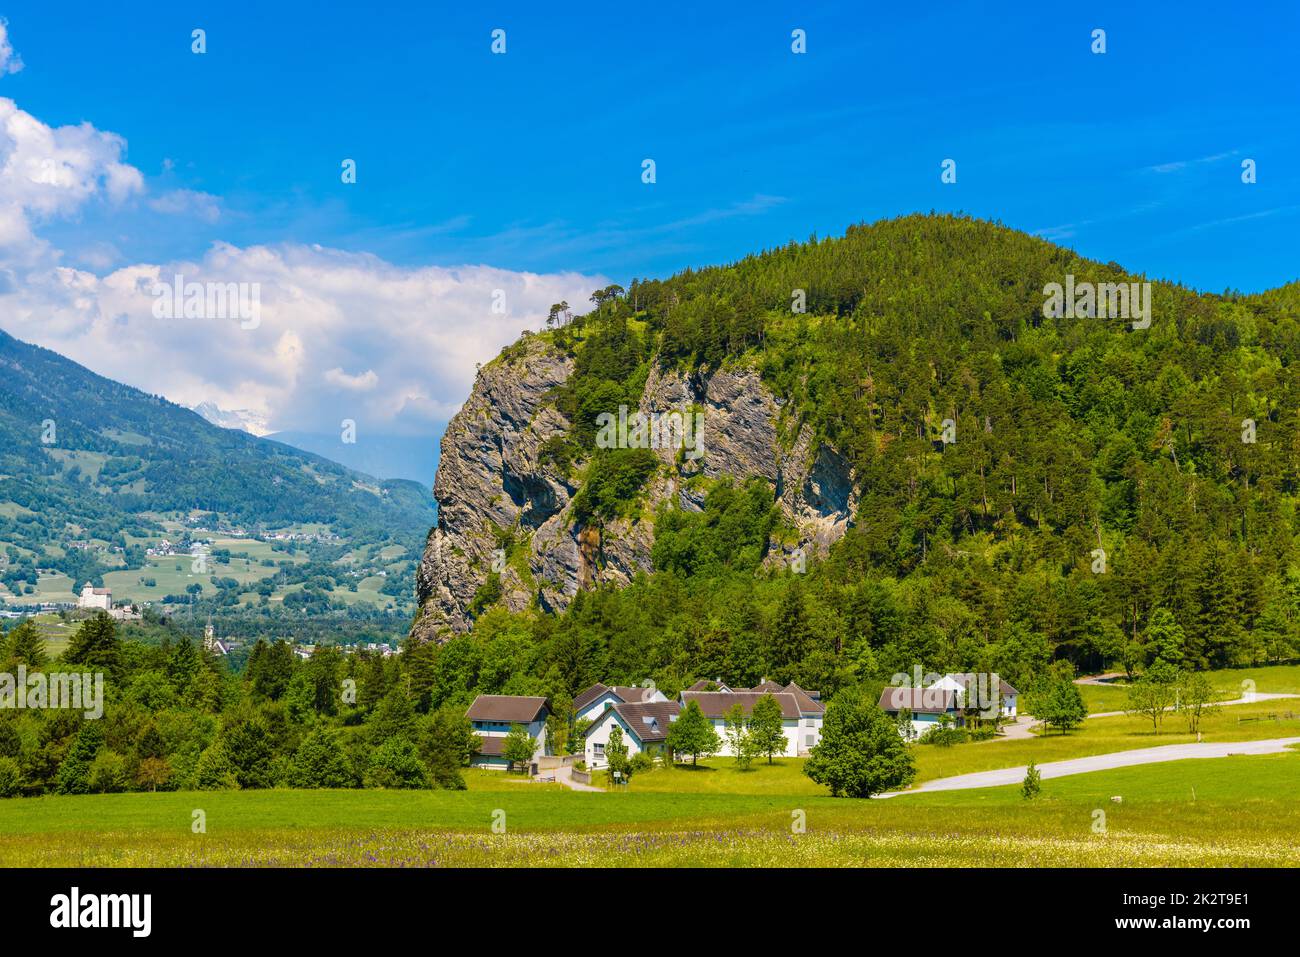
[0,327,435,593]
[189,401,272,437]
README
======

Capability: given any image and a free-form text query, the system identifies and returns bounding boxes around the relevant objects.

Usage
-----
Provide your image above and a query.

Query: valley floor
[3,749,1297,867]
[4,665,1297,868]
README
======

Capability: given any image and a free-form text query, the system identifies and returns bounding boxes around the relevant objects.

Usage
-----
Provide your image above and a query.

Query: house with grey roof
[679,689,815,757]
[583,699,681,769]
[878,673,1020,739]
[877,686,963,739]
[572,682,669,722]
[465,694,550,769]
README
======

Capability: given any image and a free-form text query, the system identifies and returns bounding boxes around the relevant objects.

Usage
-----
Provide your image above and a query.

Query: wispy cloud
[1146,151,1239,174]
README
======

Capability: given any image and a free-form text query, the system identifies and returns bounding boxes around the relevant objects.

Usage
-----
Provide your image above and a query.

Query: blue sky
[0,2,1295,480]
[9,0,1298,290]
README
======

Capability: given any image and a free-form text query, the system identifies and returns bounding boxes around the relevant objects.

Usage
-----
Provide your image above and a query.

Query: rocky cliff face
[410,335,859,643]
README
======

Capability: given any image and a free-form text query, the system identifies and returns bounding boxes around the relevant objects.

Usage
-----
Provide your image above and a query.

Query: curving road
[876,736,1300,797]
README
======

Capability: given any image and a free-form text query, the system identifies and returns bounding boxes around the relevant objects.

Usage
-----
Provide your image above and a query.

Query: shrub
[0,756,21,797]
[1022,760,1041,800]
[88,750,129,793]
[364,739,431,789]
[195,743,240,790]
[919,724,968,747]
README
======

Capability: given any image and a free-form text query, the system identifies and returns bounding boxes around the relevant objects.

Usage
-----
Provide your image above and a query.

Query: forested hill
[411,213,1300,705]
[0,328,435,590]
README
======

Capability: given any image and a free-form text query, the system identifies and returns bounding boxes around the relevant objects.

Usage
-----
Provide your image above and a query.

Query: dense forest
[0,615,476,796]
[467,213,1300,697]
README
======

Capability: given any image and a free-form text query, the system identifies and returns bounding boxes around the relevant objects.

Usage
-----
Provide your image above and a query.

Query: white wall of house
[471,718,548,761]
[710,717,804,757]
[577,693,622,723]
[889,711,955,739]
[584,710,661,769]
[795,716,822,753]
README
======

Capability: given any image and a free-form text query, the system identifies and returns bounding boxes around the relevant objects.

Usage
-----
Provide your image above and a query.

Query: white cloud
[0,72,605,443]
[148,188,220,222]
[324,367,379,391]
[2,240,603,438]
[0,96,143,261]
[0,20,23,76]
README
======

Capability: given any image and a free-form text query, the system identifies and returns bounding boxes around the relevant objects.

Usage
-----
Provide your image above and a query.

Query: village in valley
[462,672,1023,784]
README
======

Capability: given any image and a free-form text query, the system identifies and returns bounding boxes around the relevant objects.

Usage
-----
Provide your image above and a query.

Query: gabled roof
[686,679,732,693]
[466,695,549,723]
[474,735,508,756]
[573,683,611,712]
[588,700,682,744]
[878,687,959,715]
[750,679,784,694]
[941,673,1020,697]
[610,686,659,704]
[680,691,800,719]
[782,682,825,715]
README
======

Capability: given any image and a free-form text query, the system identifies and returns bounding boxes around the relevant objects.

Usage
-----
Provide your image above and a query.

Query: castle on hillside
[77,584,112,611]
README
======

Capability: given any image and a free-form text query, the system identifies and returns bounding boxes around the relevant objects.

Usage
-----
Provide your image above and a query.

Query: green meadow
[0,663,1295,867]
[1077,663,1300,713]
[0,752,1296,866]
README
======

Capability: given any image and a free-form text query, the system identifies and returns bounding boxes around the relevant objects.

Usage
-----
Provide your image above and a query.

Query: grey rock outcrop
[411,339,859,643]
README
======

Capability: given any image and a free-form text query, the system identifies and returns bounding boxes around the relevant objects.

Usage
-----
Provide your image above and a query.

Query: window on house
[593,744,604,756]
[805,734,815,746]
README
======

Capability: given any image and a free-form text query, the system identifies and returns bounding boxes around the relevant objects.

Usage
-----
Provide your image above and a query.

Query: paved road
[877,736,1300,797]
[552,765,603,792]
[1074,672,1128,686]
[1088,692,1299,719]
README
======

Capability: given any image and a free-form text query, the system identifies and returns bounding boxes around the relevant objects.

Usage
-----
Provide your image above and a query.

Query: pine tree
[3,621,46,668]
[55,722,103,795]
[64,613,120,675]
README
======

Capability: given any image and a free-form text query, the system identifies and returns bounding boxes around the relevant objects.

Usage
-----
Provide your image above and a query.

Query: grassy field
[0,752,1296,866]
[0,664,1294,866]
[1078,662,1300,713]
[913,700,1300,782]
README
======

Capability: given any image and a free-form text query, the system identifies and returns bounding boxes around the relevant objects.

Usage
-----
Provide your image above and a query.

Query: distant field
[1078,663,1300,713]
[914,702,1300,782]
[23,613,77,657]
[0,753,1296,866]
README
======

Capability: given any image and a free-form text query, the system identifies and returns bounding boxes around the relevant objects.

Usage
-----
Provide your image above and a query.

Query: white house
[928,673,1020,718]
[877,686,963,739]
[678,691,807,757]
[572,682,669,723]
[466,695,550,769]
[584,699,681,769]
[77,584,112,611]
[781,681,826,753]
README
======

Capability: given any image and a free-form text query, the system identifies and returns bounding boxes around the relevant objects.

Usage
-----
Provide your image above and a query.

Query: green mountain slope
[412,213,1300,702]
[0,328,434,611]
